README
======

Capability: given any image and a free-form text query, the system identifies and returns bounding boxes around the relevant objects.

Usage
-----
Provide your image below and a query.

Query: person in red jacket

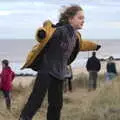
[0,59,15,110]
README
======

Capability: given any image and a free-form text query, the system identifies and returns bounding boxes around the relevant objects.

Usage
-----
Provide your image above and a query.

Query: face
[69,10,84,30]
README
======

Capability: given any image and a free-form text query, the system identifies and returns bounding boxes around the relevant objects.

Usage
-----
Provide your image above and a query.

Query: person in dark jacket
[19,5,101,120]
[86,52,101,91]
[105,56,117,81]
[0,59,15,110]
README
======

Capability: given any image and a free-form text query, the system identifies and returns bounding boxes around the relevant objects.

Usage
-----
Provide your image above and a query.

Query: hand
[96,45,101,51]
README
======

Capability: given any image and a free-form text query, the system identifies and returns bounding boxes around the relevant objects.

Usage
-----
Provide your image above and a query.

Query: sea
[0,39,120,75]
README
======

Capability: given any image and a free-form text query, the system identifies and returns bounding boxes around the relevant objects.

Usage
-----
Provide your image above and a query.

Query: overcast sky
[0,0,120,40]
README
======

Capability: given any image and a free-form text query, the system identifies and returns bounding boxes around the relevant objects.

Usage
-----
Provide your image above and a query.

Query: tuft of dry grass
[0,74,120,120]
[82,77,120,120]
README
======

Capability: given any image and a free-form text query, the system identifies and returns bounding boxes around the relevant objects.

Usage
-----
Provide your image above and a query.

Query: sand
[13,76,35,88]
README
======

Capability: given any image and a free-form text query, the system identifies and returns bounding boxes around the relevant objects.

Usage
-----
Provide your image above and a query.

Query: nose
[82,19,85,24]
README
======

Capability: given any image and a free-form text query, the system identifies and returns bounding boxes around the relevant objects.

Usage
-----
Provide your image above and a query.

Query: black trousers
[88,71,98,90]
[1,90,11,109]
[19,73,63,120]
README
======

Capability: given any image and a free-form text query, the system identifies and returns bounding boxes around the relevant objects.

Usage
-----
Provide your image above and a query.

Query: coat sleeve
[80,40,97,51]
[21,21,56,69]
[76,32,98,51]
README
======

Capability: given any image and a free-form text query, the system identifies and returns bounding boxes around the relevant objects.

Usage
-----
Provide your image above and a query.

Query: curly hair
[59,5,83,25]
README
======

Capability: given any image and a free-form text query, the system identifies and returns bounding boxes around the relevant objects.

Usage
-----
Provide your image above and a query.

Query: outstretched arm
[76,32,101,51]
[80,40,101,51]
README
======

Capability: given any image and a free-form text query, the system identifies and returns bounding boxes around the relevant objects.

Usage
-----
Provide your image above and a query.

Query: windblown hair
[59,5,83,25]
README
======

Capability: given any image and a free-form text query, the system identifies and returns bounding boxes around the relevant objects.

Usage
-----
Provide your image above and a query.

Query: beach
[11,60,120,89]
[0,39,120,87]
[0,64,119,120]
[0,1,120,119]
[0,39,120,75]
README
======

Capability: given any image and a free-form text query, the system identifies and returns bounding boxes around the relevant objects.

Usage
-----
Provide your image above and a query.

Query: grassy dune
[0,74,120,120]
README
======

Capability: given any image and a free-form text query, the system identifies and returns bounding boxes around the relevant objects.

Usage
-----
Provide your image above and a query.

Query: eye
[79,16,84,20]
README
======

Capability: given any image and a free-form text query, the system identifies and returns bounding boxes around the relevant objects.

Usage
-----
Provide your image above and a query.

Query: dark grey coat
[31,24,79,80]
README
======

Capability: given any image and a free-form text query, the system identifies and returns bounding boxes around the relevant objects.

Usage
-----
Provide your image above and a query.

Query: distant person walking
[105,56,117,81]
[86,52,101,91]
[64,65,73,92]
[0,59,15,110]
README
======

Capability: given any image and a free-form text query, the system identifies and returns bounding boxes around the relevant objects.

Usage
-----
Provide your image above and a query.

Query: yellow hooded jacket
[22,20,98,70]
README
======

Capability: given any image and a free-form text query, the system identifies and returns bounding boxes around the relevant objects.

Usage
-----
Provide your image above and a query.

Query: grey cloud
[0,0,120,39]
